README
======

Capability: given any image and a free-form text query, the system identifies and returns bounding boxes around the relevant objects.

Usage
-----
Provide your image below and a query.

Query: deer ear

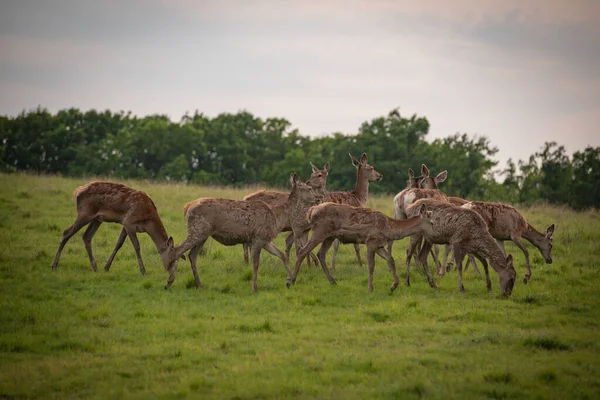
[546,224,555,239]
[310,162,319,173]
[360,153,368,164]
[418,204,426,216]
[421,164,430,177]
[408,168,414,178]
[289,173,296,187]
[349,153,359,167]
[436,170,448,183]
[506,254,513,265]
[324,162,330,173]
[167,237,174,247]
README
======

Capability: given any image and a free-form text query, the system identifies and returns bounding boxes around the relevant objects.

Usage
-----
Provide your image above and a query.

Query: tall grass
[0,173,599,399]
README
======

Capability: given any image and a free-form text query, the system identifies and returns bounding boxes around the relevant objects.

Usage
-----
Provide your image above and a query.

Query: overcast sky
[1,0,599,171]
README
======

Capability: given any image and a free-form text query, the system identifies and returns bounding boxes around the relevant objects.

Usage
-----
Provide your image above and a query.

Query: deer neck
[388,216,425,240]
[522,224,545,249]
[352,166,369,205]
[146,218,170,254]
[478,235,509,274]
[271,193,294,231]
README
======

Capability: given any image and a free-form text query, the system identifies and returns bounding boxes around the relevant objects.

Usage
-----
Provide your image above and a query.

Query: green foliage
[1,107,598,209]
[1,174,600,399]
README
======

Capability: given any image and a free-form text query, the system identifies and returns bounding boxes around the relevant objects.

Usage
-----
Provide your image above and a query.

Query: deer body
[406,199,517,297]
[242,162,330,265]
[461,201,554,284]
[50,181,177,274]
[288,202,433,292]
[167,174,322,292]
[324,153,383,269]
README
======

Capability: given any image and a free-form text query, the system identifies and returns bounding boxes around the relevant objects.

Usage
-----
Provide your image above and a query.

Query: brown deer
[406,199,517,297]
[165,173,323,292]
[461,201,555,284]
[435,196,481,276]
[326,153,383,270]
[286,202,433,292]
[390,164,448,268]
[50,181,180,274]
[242,161,329,265]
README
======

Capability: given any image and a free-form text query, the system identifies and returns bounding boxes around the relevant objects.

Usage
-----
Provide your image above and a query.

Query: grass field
[1,172,599,399]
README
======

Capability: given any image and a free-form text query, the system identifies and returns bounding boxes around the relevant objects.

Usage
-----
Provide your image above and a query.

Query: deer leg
[315,237,338,286]
[250,243,263,293]
[243,243,249,265]
[443,245,453,273]
[405,235,422,286]
[82,219,102,272]
[353,244,363,268]
[294,230,318,267]
[430,244,442,276]
[51,217,93,270]
[365,246,376,292]
[262,241,289,274]
[330,239,340,270]
[511,235,531,284]
[466,253,481,276]
[387,240,394,259]
[124,228,147,276]
[188,239,207,289]
[473,254,492,292]
[104,227,127,272]
[452,245,466,293]
[288,236,323,286]
[417,240,437,289]
[376,246,399,292]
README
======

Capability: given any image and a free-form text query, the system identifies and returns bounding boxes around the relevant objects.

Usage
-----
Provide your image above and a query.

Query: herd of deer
[50,153,555,298]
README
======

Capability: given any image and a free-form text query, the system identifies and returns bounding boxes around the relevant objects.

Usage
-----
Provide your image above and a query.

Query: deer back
[462,201,528,240]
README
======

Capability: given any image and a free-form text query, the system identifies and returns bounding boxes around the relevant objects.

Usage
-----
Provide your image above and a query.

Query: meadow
[1,173,599,399]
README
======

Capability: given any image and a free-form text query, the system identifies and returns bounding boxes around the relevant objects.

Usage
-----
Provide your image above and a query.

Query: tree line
[0,107,598,210]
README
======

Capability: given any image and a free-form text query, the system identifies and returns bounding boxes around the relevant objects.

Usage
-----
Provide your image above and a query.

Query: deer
[242,161,330,266]
[390,164,448,270]
[325,153,383,270]
[405,199,517,297]
[286,202,434,292]
[461,201,555,284]
[165,173,323,292]
[50,181,181,274]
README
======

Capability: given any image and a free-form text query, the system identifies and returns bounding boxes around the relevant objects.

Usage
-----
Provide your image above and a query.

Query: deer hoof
[523,276,530,284]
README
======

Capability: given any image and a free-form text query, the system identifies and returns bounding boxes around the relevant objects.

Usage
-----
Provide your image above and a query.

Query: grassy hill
[1,173,599,399]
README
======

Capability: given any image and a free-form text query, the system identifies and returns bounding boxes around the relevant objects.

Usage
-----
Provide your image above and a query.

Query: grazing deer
[326,153,383,270]
[50,181,179,274]
[435,196,481,276]
[165,173,323,292]
[461,201,555,284]
[406,199,517,297]
[242,161,329,265]
[286,202,433,292]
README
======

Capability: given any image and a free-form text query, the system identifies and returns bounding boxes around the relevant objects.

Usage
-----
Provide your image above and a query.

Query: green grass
[1,172,599,399]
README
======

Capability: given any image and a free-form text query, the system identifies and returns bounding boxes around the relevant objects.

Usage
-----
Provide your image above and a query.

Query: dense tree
[0,107,597,209]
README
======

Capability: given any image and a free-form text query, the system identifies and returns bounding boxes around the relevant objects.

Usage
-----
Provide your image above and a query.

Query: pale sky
[1,0,599,172]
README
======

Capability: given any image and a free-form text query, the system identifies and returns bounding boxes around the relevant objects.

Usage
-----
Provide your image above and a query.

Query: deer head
[539,224,555,264]
[417,203,435,235]
[290,173,323,205]
[419,164,447,189]
[406,168,424,189]
[306,161,330,192]
[349,153,383,181]
[499,254,516,297]
[162,236,185,272]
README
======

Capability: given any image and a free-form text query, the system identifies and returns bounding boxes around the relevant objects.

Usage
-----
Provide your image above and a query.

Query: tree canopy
[1,107,597,209]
